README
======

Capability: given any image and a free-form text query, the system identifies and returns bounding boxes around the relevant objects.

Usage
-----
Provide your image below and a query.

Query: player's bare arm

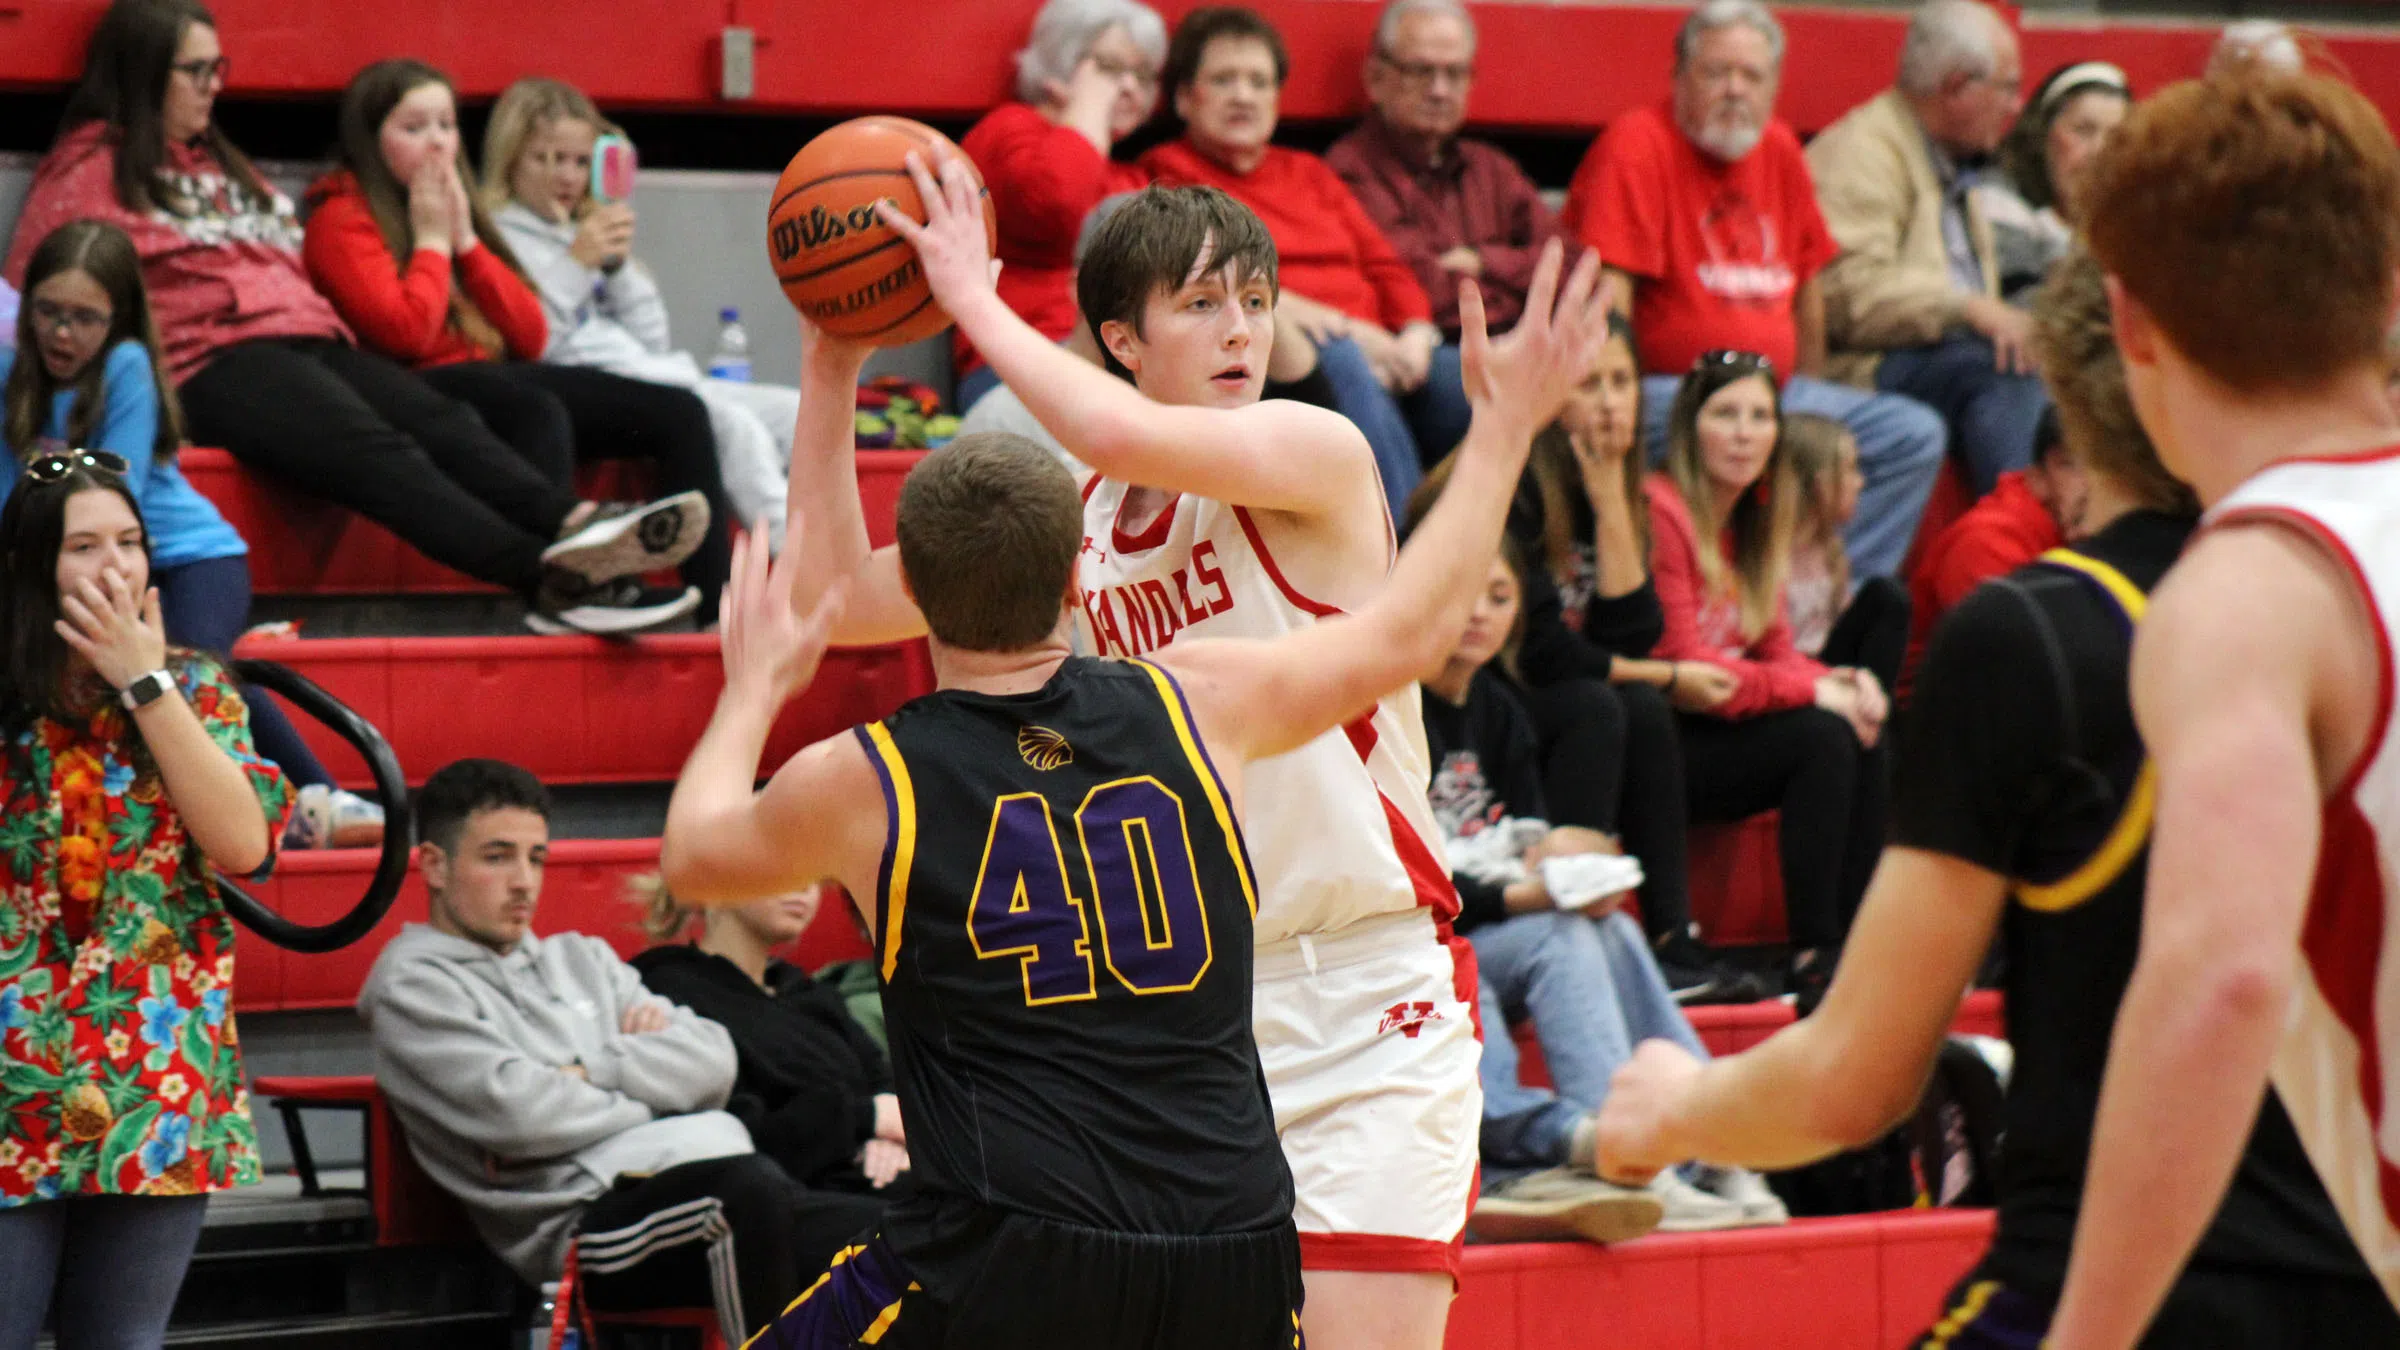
[880,153,1387,540]
[781,321,931,647]
[1595,847,2005,1180]
[2047,523,2379,1350]
[663,523,886,915]
[1159,243,1607,774]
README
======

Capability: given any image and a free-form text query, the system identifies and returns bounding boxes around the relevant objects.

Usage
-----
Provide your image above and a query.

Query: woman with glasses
[1,219,381,849]
[956,0,1166,412]
[0,450,291,1350]
[1647,350,1889,1009]
[2,0,711,636]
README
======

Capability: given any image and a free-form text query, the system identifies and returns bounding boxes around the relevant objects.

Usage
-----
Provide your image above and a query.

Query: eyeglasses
[1090,55,1160,90]
[24,450,131,484]
[1693,349,1777,379]
[30,299,112,336]
[171,56,229,86]
[1376,51,1474,87]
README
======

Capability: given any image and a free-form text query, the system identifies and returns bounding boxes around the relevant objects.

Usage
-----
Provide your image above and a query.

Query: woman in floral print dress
[0,452,290,1349]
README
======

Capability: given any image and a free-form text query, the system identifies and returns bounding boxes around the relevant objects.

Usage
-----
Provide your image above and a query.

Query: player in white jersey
[780,155,1612,1349]
[2035,69,2400,1348]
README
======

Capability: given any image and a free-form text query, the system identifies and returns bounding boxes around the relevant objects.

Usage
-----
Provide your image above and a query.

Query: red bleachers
[7,2,2400,138]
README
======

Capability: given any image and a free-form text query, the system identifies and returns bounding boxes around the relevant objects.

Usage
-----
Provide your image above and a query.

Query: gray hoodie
[357,924,748,1283]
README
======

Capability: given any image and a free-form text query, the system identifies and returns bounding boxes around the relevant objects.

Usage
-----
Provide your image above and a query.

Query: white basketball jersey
[1075,479,1458,946]
[2210,450,2400,1307]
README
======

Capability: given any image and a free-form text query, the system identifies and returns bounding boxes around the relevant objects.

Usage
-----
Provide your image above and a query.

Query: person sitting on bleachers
[1649,351,1888,1009]
[955,0,1164,414]
[1777,413,1909,690]
[1140,4,1467,516]
[0,449,289,1350]
[482,77,797,550]
[359,759,881,1345]
[1,218,382,849]
[1983,62,2129,302]
[1423,538,1786,1241]
[2,0,708,636]
[628,879,913,1199]
[1561,0,1947,586]
[308,59,733,626]
[1901,404,2082,700]
[1805,0,2050,497]
[1327,0,1561,362]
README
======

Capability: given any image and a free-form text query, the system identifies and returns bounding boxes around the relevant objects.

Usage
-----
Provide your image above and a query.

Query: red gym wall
[4,2,2400,137]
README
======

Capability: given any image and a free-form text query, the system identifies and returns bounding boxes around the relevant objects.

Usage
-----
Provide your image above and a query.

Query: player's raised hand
[878,150,997,314]
[1594,1038,1707,1185]
[1458,239,1608,439]
[720,515,847,712]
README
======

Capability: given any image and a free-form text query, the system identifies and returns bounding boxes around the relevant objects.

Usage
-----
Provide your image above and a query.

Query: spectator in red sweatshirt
[2,0,707,636]
[1900,405,2083,699]
[1647,351,1887,1006]
[306,59,731,623]
[1140,5,1467,520]
[957,0,1163,413]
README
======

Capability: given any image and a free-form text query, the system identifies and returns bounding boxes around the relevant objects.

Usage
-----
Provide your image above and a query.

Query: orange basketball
[766,116,996,347]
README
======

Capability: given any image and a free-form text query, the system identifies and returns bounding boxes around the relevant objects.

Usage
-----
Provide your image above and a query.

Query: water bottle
[707,307,752,382]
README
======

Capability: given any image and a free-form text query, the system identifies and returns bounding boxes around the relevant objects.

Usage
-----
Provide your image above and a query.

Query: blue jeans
[0,1193,209,1350]
[1641,373,1946,583]
[953,362,1003,415]
[1315,336,1425,522]
[154,555,334,790]
[1473,909,1709,1171]
[1873,334,2050,497]
[1399,341,1472,469]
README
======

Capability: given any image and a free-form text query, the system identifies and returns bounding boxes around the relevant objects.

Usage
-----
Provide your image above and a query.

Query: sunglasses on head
[1692,349,1777,379]
[24,450,130,484]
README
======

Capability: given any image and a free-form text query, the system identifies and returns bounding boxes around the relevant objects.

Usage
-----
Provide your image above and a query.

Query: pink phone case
[591,134,638,204]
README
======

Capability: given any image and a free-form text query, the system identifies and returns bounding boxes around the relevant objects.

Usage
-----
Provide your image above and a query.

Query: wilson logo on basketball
[1377,1001,1443,1039]
[1018,726,1074,771]
[769,200,888,263]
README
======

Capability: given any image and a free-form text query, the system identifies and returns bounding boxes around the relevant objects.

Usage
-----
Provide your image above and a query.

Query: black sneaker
[526,580,701,636]
[1654,933,1772,1006]
[542,492,710,587]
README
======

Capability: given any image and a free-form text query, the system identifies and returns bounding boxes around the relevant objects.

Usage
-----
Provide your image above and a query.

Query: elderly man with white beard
[1563,0,1946,583]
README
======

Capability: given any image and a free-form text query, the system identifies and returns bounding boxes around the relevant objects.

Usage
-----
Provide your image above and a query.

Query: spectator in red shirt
[1327,0,1561,344]
[956,0,1163,413]
[1,0,701,635]
[1564,0,1946,586]
[1648,352,1887,1004]
[1141,5,1466,520]
[307,59,731,625]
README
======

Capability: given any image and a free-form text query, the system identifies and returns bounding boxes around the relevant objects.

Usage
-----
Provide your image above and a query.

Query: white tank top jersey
[1074,478,1459,947]
[2207,449,2400,1308]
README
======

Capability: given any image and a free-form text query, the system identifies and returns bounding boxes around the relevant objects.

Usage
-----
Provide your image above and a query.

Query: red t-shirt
[957,103,1148,376]
[1562,103,1835,377]
[1902,470,2063,695]
[1140,139,1431,331]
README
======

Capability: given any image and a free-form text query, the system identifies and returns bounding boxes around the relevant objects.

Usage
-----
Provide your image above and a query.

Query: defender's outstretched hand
[878,150,999,318]
[1457,239,1610,441]
[721,516,847,712]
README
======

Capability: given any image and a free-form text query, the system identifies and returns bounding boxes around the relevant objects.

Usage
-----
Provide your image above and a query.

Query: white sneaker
[541,492,710,586]
[1648,1169,1752,1232]
[286,784,385,850]
[526,582,702,636]
[1471,1167,1664,1245]
[1693,1165,1791,1226]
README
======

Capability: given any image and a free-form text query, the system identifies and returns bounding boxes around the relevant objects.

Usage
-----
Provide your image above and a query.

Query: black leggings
[1518,678,1694,946]
[418,362,732,617]
[577,1153,883,1345]
[1821,575,1910,697]
[177,339,578,595]
[1680,705,1884,951]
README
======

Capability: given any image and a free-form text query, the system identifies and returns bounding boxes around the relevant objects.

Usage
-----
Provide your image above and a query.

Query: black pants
[1680,705,1883,951]
[420,362,732,617]
[577,1154,883,1347]
[1916,1263,2400,1349]
[753,1212,1303,1350]
[178,338,578,594]
[1821,575,1910,699]
[1519,678,1694,945]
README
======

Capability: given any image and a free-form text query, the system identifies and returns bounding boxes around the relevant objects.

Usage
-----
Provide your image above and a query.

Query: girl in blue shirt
[3,219,378,847]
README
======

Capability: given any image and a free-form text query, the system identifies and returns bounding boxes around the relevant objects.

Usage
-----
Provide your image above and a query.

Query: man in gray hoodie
[358,759,881,1345]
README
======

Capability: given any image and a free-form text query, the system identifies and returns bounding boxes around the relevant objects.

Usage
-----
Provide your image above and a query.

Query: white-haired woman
[957,0,1164,410]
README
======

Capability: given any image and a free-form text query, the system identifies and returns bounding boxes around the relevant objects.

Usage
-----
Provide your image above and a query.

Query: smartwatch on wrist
[119,668,176,712]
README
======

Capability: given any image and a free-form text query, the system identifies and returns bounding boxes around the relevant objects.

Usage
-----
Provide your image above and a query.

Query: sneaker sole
[530,588,703,637]
[541,492,710,586]
[1470,1193,1664,1245]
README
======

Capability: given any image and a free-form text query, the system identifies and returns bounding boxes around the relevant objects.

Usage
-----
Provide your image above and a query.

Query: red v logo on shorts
[1377,1001,1442,1039]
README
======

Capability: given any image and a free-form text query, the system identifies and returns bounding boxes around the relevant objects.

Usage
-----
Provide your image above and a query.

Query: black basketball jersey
[1896,511,2372,1297]
[853,656,1293,1252]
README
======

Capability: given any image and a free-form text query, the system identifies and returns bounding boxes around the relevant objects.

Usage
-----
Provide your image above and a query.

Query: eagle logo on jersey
[1017,725,1075,771]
